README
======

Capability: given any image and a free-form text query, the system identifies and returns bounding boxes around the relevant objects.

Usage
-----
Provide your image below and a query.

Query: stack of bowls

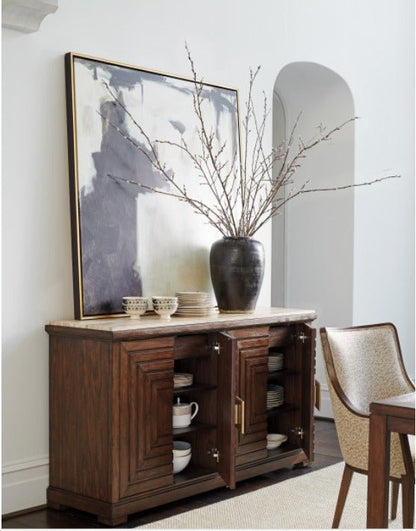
[152,296,178,319]
[172,440,191,474]
[122,297,148,319]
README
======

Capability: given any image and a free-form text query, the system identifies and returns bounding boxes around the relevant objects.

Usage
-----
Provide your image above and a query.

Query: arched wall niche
[271,62,355,417]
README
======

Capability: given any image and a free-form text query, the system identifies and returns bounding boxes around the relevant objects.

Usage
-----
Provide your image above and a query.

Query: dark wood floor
[3,419,343,529]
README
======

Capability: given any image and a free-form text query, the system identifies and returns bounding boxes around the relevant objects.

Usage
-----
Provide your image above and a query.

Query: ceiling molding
[2,0,58,33]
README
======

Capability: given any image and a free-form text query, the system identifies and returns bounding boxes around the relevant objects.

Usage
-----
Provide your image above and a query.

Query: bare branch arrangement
[102,46,399,238]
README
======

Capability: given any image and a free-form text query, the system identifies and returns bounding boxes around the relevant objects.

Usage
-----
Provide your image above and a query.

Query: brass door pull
[235,396,246,435]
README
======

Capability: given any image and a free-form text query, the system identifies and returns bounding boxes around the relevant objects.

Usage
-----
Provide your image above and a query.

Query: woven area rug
[141,462,403,529]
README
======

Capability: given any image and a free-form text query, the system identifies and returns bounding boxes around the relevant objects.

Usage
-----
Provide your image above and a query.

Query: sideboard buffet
[46,307,317,525]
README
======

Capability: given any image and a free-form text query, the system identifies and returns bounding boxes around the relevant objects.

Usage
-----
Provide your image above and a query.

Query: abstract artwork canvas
[65,53,239,319]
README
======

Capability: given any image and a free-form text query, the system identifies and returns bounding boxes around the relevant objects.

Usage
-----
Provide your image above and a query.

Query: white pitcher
[172,397,199,428]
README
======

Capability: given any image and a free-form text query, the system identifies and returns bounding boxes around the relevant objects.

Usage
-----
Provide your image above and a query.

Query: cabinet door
[120,338,174,498]
[297,322,316,462]
[217,332,237,488]
[236,336,269,462]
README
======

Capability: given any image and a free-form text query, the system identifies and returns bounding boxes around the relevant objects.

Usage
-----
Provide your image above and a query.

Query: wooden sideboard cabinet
[46,308,316,526]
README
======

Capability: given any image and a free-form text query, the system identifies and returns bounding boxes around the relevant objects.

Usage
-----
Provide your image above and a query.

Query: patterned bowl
[122,297,148,318]
[122,296,148,308]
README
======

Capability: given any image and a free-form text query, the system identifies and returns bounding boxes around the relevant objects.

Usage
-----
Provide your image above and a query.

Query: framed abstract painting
[65,52,239,319]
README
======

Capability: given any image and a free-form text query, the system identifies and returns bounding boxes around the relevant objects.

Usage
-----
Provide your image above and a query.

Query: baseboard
[2,456,49,515]
[314,386,333,419]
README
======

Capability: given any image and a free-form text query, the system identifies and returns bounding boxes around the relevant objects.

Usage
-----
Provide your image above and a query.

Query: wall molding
[2,0,58,33]
[2,456,49,515]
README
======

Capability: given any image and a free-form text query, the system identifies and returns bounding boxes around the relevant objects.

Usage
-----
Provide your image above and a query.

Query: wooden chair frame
[320,323,414,528]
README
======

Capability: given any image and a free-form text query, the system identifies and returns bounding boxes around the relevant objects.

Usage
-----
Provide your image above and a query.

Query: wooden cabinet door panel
[237,344,268,448]
[120,339,174,497]
[235,335,268,461]
[217,332,237,489]
[297,322,316,462]
[242,352,268,431]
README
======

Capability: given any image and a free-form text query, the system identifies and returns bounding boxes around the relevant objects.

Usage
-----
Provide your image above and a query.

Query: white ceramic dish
[122,296,148,306]
[173,440,191,456]
[123,309,147,319]
[173,373,193,388]
[173,453,191,474]
[266,433,287,450]
[154,306,178,319]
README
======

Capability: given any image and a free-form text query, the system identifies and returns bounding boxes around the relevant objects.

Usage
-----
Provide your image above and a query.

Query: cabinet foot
[98,515,128,526]
[48,501,67,511]
[293,460,311,469]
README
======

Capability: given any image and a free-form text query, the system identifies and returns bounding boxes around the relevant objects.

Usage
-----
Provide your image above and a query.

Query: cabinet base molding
[236,447,307,482]
[48,473,226,526]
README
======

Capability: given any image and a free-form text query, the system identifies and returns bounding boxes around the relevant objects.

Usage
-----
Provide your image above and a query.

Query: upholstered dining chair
[320,323,414,528]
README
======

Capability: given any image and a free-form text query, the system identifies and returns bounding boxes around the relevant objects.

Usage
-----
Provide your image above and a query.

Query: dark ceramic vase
[209,237,265,313]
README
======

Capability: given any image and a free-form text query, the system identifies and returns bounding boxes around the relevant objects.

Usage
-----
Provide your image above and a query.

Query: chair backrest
[320,323,414,474]
[321,323,413,416]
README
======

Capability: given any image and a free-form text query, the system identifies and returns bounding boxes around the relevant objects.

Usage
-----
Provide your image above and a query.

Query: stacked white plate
[175,291,215,317]
[268,352,284,372]
[267,384,284,409]
[173,373,193,388]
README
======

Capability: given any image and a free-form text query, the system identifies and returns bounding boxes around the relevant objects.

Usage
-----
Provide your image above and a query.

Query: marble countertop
[47,307,317,333]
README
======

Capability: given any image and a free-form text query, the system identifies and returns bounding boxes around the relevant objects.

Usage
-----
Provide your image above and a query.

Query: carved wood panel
[236,337,268,459]
[239,347,268,436]
[120,339,174,497]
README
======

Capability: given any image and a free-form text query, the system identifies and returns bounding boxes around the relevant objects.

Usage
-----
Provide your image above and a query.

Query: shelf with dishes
[174,372,217,394]
[173,466,219,484]
[172,422,216,436]
[267,382,285,411]
[172,425,218,478]
[265,442,302,459]
[267,351,285,372]
[266,403,298,416]
[174,383,217,395]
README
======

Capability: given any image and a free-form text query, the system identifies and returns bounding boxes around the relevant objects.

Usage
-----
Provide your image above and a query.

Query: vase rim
[220,236,261,242]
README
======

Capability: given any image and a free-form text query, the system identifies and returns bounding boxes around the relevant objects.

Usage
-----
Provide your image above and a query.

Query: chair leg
[399,434,415,528]
[401,474,414,529]
[390,481,399,520]
[332,464,353,528]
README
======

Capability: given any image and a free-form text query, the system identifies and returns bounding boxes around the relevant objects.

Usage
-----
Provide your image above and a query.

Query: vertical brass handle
[235,396,246,435]
[314,380,321,411]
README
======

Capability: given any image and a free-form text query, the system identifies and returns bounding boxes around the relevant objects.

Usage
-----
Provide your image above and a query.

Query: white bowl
[173,440,191,457]
[154,305,178,319]
[152,296,178,304]
[122,297,148,317]
[124,308,147,319]
[123,296,148,305]
[266,433,287,450]
[123,304,147,308]
[173,453,191,474]
[174,373,193,388]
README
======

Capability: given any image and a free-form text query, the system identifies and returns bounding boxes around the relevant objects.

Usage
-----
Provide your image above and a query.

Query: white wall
[272,62,355,418]
[2,0,414,514]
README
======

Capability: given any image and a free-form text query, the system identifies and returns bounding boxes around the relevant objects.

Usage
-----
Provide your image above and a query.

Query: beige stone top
[47,307,317,334]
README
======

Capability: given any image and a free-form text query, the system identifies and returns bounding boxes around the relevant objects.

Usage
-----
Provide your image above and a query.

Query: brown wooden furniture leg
[399,434,414,528]
[332,464,353,528]
[367,410,390,528]
[47,501,67,511]
[390,481,399,520]
[97,515,128,526]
